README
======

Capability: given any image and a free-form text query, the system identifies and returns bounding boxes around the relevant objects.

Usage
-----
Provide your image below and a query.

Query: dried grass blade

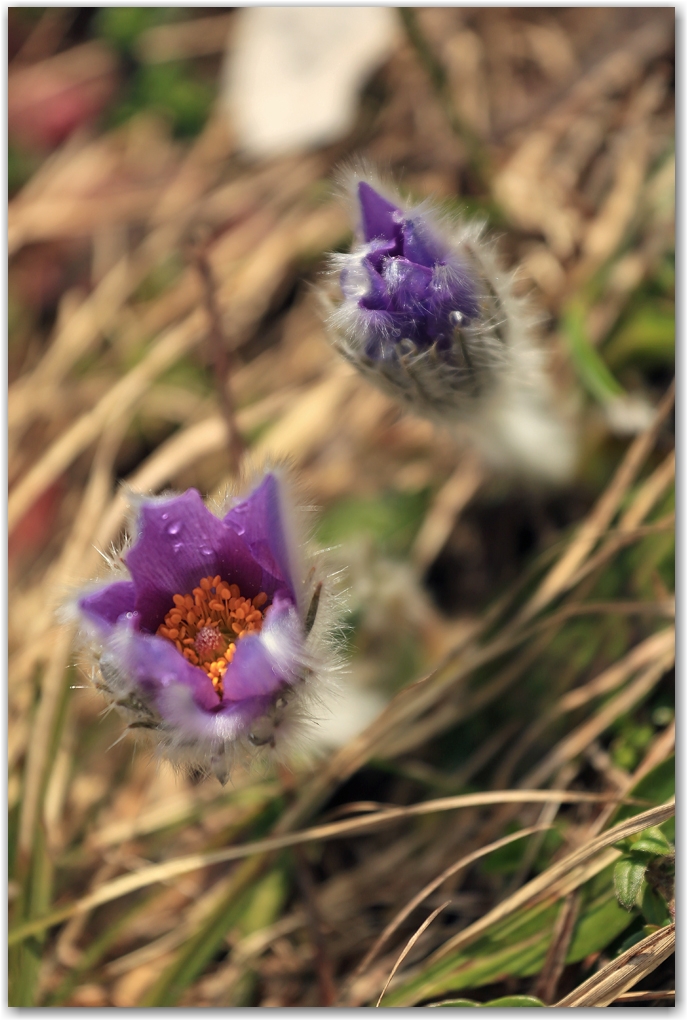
[411,455,485,571]
[426,798,674,966]
[8,791,633,945]
[16,626,75,858]
[520,646,674,789]
[618,449,675,531]
[350,824,550,989]
[522,380,674,619]
[492,632,673,791]
[8,312,205,531]
[554,923,675,1006]
[562,514,674,594]
[612,989,675,1002]
[376,901,451,1007]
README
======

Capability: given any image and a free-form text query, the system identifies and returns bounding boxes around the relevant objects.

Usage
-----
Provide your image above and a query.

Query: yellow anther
[156,575,269,700]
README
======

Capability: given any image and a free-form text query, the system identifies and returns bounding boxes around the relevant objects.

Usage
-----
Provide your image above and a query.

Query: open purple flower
[325,172,576,482]
[74,473,329,782]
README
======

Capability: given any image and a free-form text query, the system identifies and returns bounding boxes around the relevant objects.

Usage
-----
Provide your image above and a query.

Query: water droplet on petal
[172,542,183,553]
[166,521,182,535]
[161,512,169,521]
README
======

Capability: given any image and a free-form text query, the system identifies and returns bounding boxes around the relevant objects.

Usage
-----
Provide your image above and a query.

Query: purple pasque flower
[346,180,480,357]
[325,173,576,483]
[327,175,518,418]
[74,473,328,783]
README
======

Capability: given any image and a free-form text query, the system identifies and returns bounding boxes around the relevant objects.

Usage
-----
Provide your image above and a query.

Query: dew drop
[166,521,182,535]
[161,512,169,521]
[449,310,464,327]
[172,542,183,553]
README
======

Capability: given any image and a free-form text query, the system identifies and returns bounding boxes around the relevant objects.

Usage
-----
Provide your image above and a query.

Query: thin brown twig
[191,243,246,474]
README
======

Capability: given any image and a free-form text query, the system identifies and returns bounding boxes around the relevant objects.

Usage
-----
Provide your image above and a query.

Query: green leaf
[482,996,545,1007]
[563,304,625,404]
[95,7,173,52]
[381,933,551,1006]
[614,857,647,909]
[431,997,544,1008]
[610,756,674,826]
[629,827,673,856]
[604,308,675,369]
[566,884,636,961]
[432,999,480,1007]
[615,927,648,956]
[639,884,670,926]
[316,490,430,556]
[385,866,635,1005]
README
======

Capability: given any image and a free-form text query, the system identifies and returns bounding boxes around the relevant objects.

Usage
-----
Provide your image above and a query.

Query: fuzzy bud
[325,171,576,483]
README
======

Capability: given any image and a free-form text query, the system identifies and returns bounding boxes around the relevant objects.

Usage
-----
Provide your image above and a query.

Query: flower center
[156,575,268,700]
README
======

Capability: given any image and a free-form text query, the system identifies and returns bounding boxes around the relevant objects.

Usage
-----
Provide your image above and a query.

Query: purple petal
[157,684,270,745]
[341,255,392,312]
[223,474,298,603]
[401,216,445,268]
[79,581,137,630]
[107,626,271,738]
[365,237,404,275]
[358,181,402,244]
[359,261,392,312]
[223,594,302,701]
[125,490,266,632]
[384,258,433,309]
[110,625,221,713]
[429,261,480,321]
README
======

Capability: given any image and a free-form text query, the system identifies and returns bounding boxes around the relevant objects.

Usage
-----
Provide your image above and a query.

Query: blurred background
[9,7,674,1008]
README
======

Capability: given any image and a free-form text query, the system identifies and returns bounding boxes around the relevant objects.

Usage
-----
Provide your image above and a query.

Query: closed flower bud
[68,471,337,783]
[325,171,575,483]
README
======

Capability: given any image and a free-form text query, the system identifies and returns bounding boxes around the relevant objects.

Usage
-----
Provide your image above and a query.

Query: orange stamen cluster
[156,575,268,699]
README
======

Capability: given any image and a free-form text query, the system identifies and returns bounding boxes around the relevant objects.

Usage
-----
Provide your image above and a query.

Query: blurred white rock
[223,7,397,159]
